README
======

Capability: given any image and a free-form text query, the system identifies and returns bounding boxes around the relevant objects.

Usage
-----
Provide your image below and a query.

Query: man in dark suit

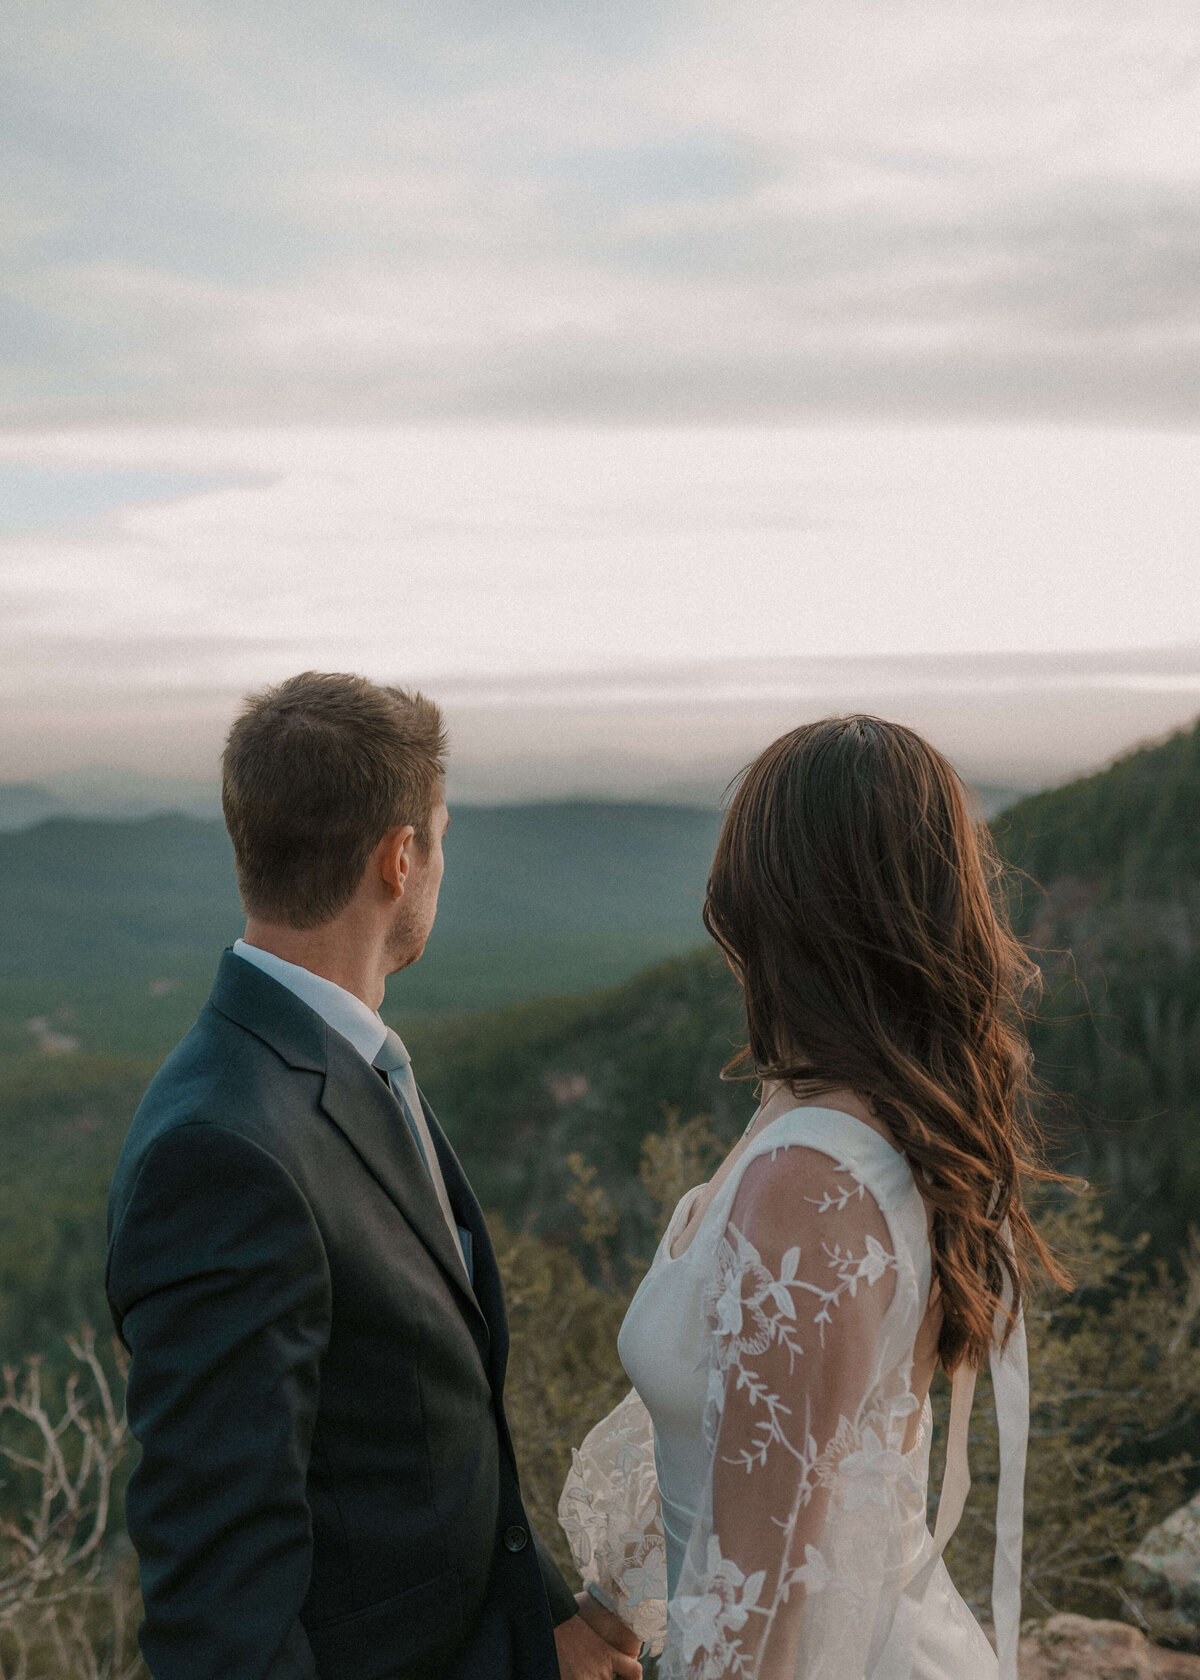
[106,672,641,1680]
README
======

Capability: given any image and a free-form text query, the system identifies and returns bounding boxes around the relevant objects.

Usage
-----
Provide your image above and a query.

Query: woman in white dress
[559,716,1071,1680]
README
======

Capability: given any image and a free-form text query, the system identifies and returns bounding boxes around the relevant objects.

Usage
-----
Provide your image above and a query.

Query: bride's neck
[749,1076,881,1138]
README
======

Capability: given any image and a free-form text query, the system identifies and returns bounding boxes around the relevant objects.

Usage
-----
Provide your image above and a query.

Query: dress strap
[932,1222,1028,1680]
[933,1319,1027,1678]
[933,1221,1028,1680]
[988,1251,1029,1679]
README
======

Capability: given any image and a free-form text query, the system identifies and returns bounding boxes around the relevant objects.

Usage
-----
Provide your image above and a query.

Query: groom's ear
[377,825,416,901]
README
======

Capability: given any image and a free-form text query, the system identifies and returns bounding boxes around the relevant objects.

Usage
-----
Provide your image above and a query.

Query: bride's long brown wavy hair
[703,715,1072,1373]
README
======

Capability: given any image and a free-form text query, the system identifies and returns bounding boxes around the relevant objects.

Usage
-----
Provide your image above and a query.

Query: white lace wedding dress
[559,1107,1029,1680]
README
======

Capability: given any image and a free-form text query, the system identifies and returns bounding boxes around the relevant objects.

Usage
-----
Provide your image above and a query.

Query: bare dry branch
[0,1332,143,1678]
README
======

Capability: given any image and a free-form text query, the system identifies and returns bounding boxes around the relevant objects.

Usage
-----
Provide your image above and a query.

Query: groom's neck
[241,913,389,1013]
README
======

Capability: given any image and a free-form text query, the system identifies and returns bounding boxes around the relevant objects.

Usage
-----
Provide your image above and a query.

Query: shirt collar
[232,939,390,1065]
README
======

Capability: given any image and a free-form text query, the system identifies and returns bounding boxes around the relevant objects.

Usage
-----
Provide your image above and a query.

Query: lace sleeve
[663,1145,921,1680]
[558,1386,669,1653]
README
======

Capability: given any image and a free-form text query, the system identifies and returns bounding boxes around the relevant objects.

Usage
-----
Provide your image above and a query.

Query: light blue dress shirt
[233,938,391,1063]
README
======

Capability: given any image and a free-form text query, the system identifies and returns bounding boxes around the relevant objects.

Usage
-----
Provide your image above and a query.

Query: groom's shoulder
[111,964,328,1212]
[105,996,335,1321]
[136,1001,303,1125]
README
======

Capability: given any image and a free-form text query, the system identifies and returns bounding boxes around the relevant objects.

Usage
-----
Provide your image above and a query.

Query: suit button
[503,1524,529,1553]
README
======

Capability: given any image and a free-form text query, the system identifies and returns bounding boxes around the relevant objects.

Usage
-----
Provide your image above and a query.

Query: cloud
[0,420,1196,791]
[2,421,1198,694]
[2,0,1198,425]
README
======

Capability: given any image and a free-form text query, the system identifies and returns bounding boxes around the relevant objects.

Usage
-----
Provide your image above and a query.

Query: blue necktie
[372,1028,474,1286]
[372,1029,429,1172]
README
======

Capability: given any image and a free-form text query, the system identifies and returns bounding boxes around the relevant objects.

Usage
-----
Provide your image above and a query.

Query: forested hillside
[996,717,1200,1257]
[2,721,1197,1358]
[405,717,1200,1264]
[0,1052,153,1358]
[407,952,744,1247]
[0,800,720,1053]
[999,719,1200,898]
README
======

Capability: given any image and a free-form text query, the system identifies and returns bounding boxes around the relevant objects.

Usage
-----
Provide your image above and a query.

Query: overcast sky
[3,1,1199,793]
[7,0,1200,427]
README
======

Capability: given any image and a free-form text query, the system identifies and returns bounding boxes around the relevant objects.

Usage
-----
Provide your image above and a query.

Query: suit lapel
[210,946,325,1071]
[209,949,492,1367]
[319,1040,490,1360]
[422,1095,509,1386]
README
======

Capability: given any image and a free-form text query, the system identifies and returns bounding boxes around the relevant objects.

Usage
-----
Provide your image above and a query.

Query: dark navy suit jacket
[107,950,576,1680]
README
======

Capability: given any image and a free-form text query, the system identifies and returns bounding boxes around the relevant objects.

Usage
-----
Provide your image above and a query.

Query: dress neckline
[662,1104,906,1264]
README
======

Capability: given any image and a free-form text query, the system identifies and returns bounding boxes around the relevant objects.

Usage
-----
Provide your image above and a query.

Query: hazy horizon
[3,641,1198,815]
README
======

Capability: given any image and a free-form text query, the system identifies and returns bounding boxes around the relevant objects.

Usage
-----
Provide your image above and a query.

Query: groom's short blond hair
[222,671,447,929]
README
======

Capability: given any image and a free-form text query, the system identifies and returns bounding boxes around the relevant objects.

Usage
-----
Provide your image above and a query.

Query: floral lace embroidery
[702,1211,901,1466]
[558,1387,668,1651]
[670,1538,766,1679]
[562,1153,931,1679]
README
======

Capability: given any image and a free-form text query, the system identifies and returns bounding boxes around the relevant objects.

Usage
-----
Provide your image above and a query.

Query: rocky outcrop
[1129,1489,1200,1624]
[1019,1614,1200,1678]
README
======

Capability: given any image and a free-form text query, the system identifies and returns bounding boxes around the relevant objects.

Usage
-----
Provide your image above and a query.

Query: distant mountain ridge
[0,783,67,832]
[0,772,223,829]
[0,770,1037,832]
[0,801,722,1053]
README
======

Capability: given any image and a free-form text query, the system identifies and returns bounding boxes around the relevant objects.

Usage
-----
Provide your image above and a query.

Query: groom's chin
[384,934,428,975]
